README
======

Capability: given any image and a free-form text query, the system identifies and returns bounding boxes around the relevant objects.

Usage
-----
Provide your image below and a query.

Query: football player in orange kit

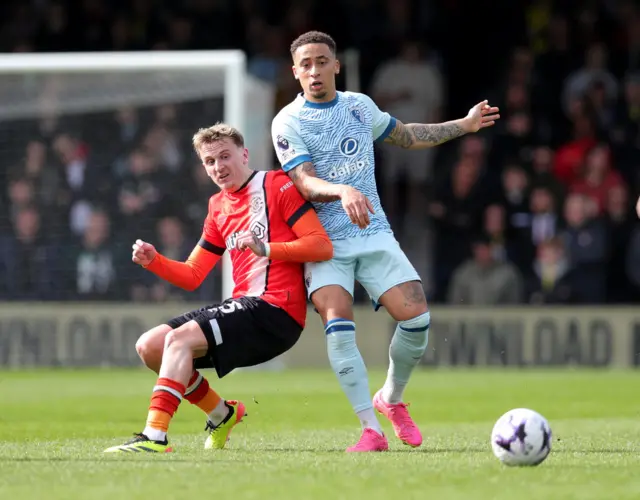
[104,123,333,453]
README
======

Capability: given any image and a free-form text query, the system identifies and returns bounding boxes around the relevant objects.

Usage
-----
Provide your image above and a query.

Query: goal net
[0,50,274,304]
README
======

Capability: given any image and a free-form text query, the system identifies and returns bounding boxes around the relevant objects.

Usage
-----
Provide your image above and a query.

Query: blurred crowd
[0,0,639,305]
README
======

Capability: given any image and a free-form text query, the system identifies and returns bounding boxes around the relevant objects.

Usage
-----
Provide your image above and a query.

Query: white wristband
[264,242,270,258]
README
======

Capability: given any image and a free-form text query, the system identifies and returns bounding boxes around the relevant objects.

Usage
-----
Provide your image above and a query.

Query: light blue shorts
[304,231,421,308]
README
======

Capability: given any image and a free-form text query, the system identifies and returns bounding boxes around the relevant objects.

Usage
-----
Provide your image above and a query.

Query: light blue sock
[382,312,430,404]
[326,319,381,432]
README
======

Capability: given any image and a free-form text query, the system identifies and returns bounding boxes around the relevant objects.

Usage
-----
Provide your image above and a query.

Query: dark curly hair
[290,31,337,57]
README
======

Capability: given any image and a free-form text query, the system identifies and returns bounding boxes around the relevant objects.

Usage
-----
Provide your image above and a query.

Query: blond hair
[192,122,245,153]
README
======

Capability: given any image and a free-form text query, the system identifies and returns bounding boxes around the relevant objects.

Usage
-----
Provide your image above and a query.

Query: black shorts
[166,296,302,378]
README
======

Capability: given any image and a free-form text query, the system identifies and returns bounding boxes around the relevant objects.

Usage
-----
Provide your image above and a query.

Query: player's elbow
[316,237,334,261]
[288,175,312,201]
[181,282,199,292]
[180,272,205,292]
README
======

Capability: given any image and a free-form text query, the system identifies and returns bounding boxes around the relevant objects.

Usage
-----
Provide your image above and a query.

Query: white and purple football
[491,408,552,466]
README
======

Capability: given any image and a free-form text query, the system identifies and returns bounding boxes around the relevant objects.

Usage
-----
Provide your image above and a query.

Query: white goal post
[0,50,247,300]
[0,49,360,303]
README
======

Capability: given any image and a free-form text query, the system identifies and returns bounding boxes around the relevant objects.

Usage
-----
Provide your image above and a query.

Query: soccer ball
[491,408,552,466]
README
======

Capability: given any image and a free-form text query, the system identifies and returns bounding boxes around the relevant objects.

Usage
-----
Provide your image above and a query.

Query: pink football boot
[373,389,423,447]
[346,428,389,452]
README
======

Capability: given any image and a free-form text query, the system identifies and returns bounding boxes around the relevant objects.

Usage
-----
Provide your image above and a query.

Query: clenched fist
[235,231,268,257]
[132,239,157,267]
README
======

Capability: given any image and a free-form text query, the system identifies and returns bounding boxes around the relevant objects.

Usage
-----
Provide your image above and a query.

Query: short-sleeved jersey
[271,91,396,240]
[199,170,312,327]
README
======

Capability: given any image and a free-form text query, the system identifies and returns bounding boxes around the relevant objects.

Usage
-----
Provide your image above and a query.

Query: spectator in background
[620,11,640,74]
[52,131,108,236]
[509,185,559,271]
[529,145,565,206]
[117,148,165,242]
[166,16,194,51]
[107,107,146,177]
[457,135,488,172]
[430,159,485,300]
[0,205,57,300]
[142,118,183,174]
[526,0,554,55]
[605,184,635,302]
[23,140,62,212]
[570,144,623,214]
[371,40,444,230]
[561,193,609,303]
[72,208,119,300]
[447,234,523,305]
[182,162,218,237]
[529,187,559,246]
[0,1,637,305]
[586,79,618,131]
[483,203,517,265]
[611,73,640,186]
[626,223,640,299]
[563,43,618,116]
[494,109,535,167]
[501,164,530,231]
[492,52,536,167]
[533,15,576,137]
[528,237,576,304]
[504,82,530,116]
[248,25,288,85]
[5,177,36,231]
[34,2,74,52]
[553,103,598,185]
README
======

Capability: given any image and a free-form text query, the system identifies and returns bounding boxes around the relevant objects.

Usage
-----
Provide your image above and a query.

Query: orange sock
[144,377,185,436]
[184,371,222,414]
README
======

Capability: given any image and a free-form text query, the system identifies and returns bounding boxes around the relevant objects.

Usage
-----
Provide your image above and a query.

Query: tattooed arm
[383,100,500,150]
[287,162,375,229]
[286,162,344,203]
[384,119,467,149]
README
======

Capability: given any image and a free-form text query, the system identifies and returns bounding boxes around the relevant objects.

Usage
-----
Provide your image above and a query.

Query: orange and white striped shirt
[145,170,332,327]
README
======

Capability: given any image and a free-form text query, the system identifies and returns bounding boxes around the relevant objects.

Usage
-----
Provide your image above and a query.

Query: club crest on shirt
[250,196,264,214]
[250,221,266,240]
[350,107,363,123]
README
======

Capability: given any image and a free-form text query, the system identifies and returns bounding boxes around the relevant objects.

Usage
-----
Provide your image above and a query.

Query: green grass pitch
[1,368,639,499]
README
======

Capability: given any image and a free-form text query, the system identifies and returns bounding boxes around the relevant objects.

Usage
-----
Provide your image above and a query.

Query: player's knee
[135,332,163,367]
[312,286,354,323]
[164,321,208,355]
[164,329,187,352]
[383,281,428,321]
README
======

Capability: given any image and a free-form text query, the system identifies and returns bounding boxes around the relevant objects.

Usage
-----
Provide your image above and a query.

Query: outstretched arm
[145,244,222,292]
[384,100,500,150]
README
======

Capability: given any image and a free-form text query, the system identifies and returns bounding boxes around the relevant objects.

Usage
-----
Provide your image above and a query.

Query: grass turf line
[0,369,639,500]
